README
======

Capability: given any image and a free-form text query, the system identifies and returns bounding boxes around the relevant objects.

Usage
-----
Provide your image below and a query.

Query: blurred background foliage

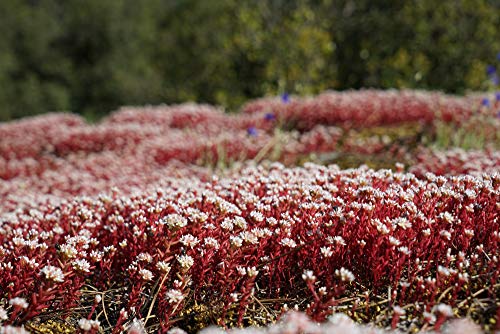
[0,0,499,120]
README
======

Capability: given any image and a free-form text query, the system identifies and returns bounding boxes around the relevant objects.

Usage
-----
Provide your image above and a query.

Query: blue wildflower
[264,112,276,121]
[481,98,490,107]
[496,92,500,101]
[247,126,258,136]
[281,92,290,103]
[486,65,496,76]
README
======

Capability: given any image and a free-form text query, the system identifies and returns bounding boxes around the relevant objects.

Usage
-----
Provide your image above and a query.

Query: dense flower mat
[0,90,499,333]
[241,90,484,130]
[1,163,499,333]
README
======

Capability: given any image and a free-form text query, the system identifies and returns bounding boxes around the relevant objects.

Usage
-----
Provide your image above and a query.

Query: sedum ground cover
[0,90,499,333]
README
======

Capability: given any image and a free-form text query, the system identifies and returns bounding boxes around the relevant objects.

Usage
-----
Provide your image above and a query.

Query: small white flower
[166,289,184,304]
[233,216,248,229]
[440,230,452,240]
[376,223,390,235]
[176,254,194,270]
[394,217,412,229]
[239,231,258,244]
[137,253,153,263]
[458,272,469,282]
[78,319,100,331]
[203,237,219,249]
[389,236,401,246]
[9,297,28,309]
[72,259,91,273]
[90,250,103,262]
[119,308,128,319]
[246,266,259,277]
[249,211,264,222]
[393,305,406,316]
[333,236,346,246]
[103,245,116,253]
[437,265,450,277]
[19,256,39,269]
[156,261,171,273]
[78,319,92,331]
[127,318,146,334]
[335,267,355,282]
[59,244,78,259]
[220,218,234,231]
[280,238,297,248]
[0,306,8,321]
[230,236,243,248]
[53,226,64,235]
[203,223,216,230]
[179,234,200,248]
[464,189,476,199]
[302,270,316,282]
[398,246,411,255]
[163,214,188,230]
[138,269,153,281]
[41,265,65,283]
[320,246,333,258]
[236,266,247,276]
[464,229,474,237]
[435,304,453,317]
[266,217,278,226]
[400,281,411,288]
[440,212,454,224]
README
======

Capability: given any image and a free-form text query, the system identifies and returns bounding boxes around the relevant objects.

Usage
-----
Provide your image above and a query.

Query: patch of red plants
[0,163,498,332]
[0,90,498,333]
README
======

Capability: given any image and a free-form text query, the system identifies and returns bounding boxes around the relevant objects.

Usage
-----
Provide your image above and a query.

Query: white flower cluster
[156,261,171,273]
[166,289,184,304]
[302,270,316,282]
[138,269,154,281]
[40,265,65,283]
[335,267,355,282]
[72,259,91,273]
[179,234,200,248]
[176,254,194,270]
[280,238,297,248]
[78,319,100,331]
[203,237,219,249]
[162,214,188,230]
[9,297,29,308]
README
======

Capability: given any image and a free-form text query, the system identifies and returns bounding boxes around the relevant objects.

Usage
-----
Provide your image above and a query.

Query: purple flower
[481,98,490,107]
[496,92,500,101]
[264,113,276,121]
[281,92,290,103]
[486,65,496,76]
[247,126,258,137]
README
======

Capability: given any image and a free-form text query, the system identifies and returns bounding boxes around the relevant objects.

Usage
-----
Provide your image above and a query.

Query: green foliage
[0,0,499,120]
[432,110,500,150]
[232,2,334,97]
